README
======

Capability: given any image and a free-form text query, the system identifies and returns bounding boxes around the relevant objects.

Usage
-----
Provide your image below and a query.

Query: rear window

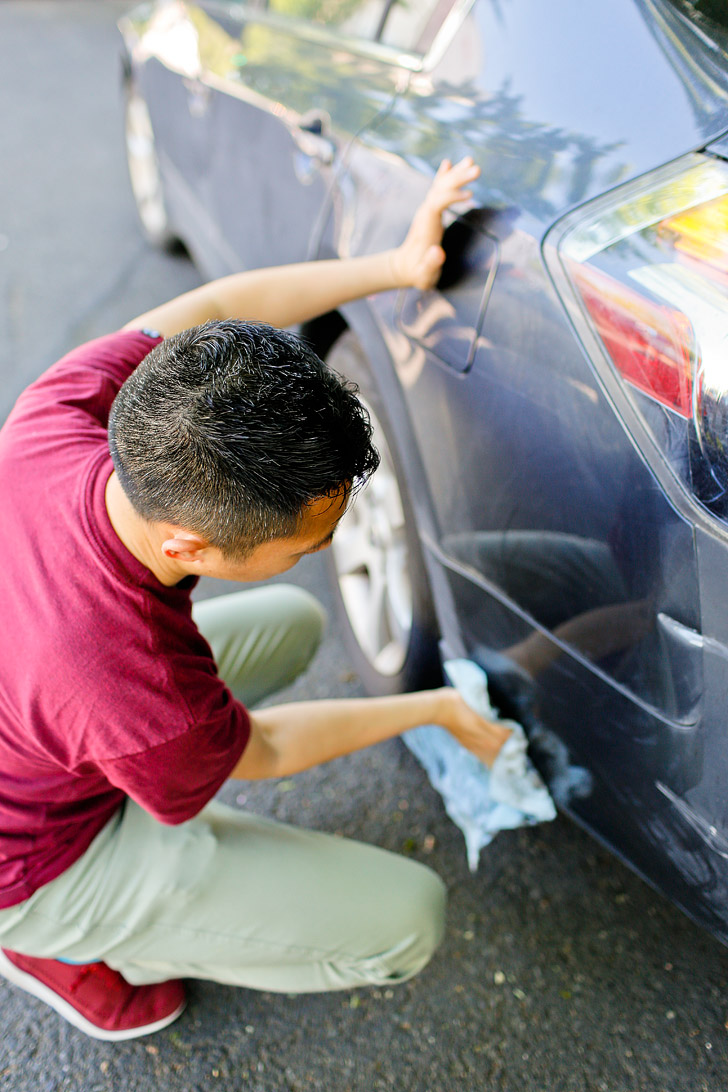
[666,0,728,46]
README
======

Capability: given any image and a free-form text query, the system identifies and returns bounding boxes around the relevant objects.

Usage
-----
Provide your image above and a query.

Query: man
[0,158,510,1040]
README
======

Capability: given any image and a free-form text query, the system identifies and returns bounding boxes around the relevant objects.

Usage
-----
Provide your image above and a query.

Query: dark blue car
[120,0,728,943]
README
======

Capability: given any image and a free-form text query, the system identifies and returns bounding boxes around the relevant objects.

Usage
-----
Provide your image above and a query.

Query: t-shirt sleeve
[7,329,161,435]
[95,702,251,825]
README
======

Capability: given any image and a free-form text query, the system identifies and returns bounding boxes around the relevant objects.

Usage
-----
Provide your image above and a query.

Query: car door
[153,0,447,273]
[127,0,424,273]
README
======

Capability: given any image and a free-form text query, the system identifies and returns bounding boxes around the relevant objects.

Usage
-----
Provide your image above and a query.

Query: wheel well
[299,311,348,363]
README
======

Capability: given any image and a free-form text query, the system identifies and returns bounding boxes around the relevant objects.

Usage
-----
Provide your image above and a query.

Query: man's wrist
[385,247,408,291]
[431,686,459,732]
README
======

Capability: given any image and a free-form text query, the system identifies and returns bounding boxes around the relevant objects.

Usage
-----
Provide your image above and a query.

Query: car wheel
[124,84,177,249]
[325,330,440,695]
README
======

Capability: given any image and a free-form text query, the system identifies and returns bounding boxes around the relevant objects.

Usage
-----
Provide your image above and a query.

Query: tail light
[545,156,728,514]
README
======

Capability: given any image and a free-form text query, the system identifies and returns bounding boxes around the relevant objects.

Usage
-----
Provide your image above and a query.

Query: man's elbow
[229,722,286,781]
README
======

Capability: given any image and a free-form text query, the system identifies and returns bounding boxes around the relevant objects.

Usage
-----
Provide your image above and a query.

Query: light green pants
[0,585,446,992]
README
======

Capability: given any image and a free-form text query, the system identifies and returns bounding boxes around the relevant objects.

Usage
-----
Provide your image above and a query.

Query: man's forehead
[298,489,349,538]
[305,487,350,517]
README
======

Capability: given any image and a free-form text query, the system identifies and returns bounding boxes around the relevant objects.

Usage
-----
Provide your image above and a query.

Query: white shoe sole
[0,949,186,1041]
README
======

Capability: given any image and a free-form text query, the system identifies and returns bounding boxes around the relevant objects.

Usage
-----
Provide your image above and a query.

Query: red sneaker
[0,948,186,1041]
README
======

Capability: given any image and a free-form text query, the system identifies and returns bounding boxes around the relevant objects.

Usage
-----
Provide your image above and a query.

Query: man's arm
[122,158,479,338]
[231,687,511,781]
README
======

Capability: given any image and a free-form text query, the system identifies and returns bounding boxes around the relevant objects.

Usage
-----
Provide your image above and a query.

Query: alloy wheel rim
[331,399,413,676]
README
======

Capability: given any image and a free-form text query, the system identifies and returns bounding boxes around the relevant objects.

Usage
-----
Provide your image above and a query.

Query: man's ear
[160,529,210,564]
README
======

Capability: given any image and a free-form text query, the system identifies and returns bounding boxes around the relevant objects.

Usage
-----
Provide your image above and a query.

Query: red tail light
[547,155,728,513]
[568,262,696,418]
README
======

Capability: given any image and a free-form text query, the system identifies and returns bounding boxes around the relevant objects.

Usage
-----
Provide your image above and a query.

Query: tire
[123,83,178,250]
[325,330,440,695]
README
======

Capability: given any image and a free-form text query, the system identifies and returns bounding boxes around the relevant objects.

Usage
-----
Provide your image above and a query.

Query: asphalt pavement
[1,4,728,1091]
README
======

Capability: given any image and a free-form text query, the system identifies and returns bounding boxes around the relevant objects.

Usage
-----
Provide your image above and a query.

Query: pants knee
[277,585,327,666]
[358,863,447,986]
[396,865,447,979]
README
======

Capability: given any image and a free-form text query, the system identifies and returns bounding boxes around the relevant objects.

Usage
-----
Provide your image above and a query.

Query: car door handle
[294,113,336,165]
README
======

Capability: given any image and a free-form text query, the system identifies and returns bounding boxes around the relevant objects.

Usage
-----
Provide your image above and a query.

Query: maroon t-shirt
[0,330,250,909]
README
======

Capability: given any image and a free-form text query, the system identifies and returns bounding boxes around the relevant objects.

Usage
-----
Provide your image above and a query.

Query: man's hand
[389,157,481,291]
[433,686,512,768]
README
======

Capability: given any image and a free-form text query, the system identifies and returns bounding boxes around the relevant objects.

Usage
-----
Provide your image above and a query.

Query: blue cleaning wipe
[403,659,556,871]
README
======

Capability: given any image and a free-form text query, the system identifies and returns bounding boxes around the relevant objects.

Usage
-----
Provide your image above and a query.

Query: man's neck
[104,471,183,586]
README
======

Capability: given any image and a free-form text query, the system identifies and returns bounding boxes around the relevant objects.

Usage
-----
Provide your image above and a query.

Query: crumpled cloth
[403,659,556,871]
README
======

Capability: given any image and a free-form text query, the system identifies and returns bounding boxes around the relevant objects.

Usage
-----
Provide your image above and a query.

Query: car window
[263,0,458,53]
[379,0,459,53]
[265,0,390,42]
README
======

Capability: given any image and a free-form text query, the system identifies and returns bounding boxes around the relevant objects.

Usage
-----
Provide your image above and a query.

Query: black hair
[108,320,379,557]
